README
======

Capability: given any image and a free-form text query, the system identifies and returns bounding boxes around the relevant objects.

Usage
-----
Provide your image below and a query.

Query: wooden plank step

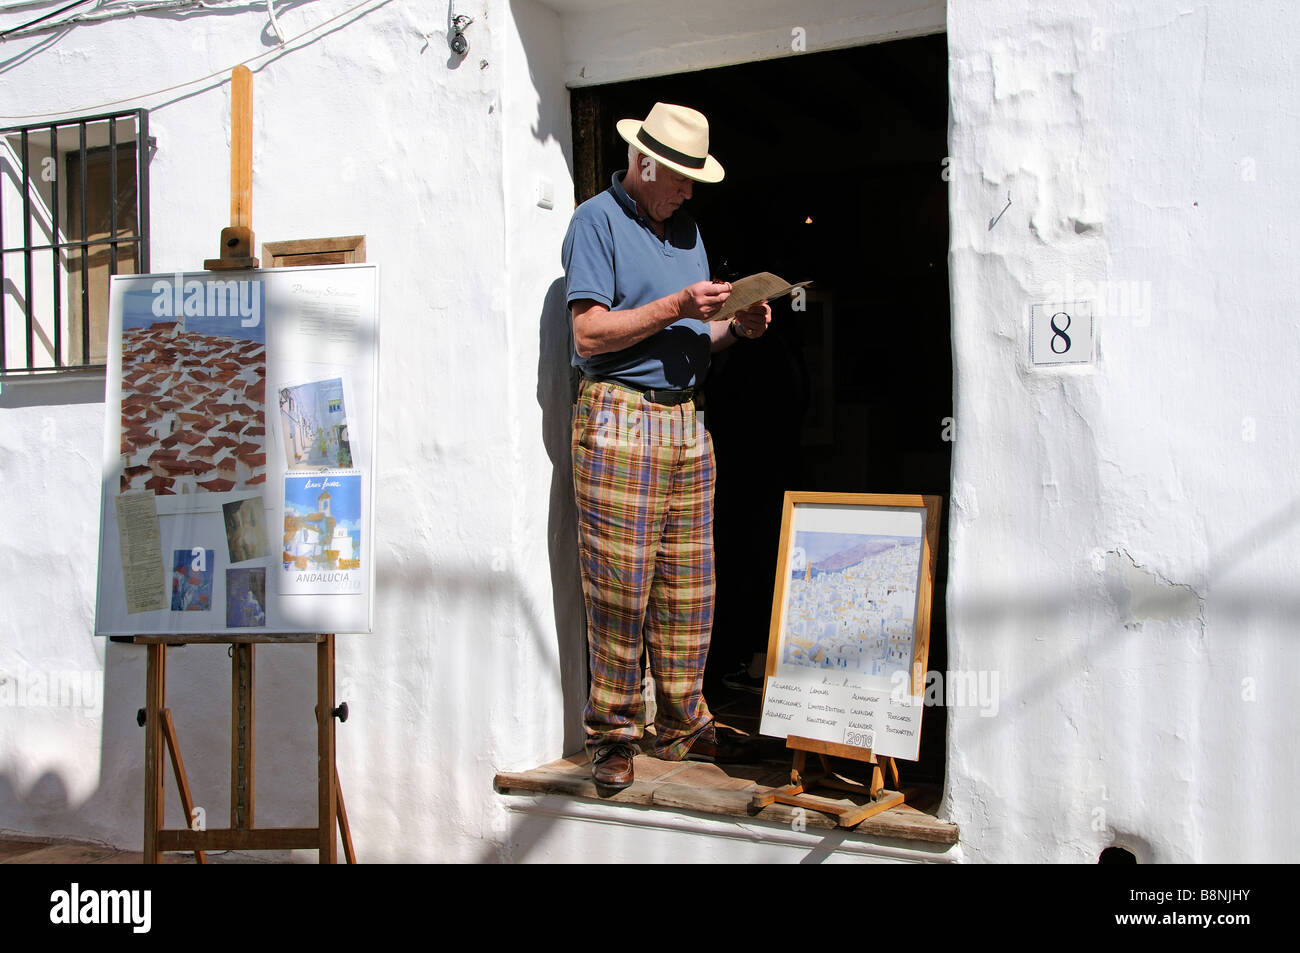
[493,768,959,844]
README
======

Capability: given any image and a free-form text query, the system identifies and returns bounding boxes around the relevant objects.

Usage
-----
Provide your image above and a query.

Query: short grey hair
[628,142,654,177]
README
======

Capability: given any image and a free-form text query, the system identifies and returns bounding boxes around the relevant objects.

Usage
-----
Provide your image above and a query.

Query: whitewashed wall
[944,0,1300,862]
[3,0,1290,864]
[554,0,946,86]
[0,0,956,864]
[0,0,582,862]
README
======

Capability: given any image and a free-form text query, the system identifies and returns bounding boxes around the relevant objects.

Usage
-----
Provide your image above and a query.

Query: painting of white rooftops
[780,530,923,682]
[117,284,266,496]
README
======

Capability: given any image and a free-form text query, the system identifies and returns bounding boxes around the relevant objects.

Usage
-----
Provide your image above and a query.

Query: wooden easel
[137,634,354,863]
[136,66,354,864]
[750,735,904,827]
[751,492,944,829]
[204,65,258,271]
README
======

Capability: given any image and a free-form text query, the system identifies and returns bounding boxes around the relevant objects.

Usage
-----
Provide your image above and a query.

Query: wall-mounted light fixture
[449,3,474,56]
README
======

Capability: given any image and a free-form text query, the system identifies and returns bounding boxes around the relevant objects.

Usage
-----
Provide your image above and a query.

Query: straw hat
[616,102,725,184]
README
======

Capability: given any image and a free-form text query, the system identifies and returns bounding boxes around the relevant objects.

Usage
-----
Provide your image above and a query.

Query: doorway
[570,33,953,784]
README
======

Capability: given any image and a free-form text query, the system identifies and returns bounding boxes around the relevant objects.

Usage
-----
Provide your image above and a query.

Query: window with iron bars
[1,109,151,374]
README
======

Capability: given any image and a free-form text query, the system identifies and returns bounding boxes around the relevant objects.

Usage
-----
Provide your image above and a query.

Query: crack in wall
[1104,548,1206,636]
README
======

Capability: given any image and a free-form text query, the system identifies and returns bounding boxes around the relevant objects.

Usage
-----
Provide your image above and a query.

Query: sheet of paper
[279,280,364,364]
[115,491,166,614]
[713,272,813,322]
[760,670,923,759]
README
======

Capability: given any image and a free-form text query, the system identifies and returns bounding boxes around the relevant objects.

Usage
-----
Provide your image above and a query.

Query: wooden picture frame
[760,491,942,761]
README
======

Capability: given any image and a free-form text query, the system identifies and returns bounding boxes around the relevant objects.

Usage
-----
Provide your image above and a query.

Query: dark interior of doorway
[570,33,952,785]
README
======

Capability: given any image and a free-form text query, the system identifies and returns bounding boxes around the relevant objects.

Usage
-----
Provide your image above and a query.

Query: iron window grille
[1,108,151,374]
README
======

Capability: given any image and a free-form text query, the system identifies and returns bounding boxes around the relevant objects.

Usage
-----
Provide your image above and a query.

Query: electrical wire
[265,0,286,45]
[0,0,392,121]
[0,0,94,39]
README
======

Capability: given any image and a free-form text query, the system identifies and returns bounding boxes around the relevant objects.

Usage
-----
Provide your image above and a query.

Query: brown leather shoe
[591,743,636,789]
[682,728,760,765]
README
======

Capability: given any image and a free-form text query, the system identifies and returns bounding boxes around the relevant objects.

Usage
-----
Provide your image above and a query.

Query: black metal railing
[1,108,150,374]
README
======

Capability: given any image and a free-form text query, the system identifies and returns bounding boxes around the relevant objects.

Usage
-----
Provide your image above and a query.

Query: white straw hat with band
[616,102,725,184]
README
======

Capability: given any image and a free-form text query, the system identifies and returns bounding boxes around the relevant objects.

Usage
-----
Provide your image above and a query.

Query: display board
[759,492,941,760]
[94,264,379,636]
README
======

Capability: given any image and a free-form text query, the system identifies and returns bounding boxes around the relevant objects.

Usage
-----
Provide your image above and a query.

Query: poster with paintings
[94,264,379,636]
[759,492,941,761]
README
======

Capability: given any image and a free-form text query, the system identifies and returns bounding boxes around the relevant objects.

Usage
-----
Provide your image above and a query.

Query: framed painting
[759,491,942,760]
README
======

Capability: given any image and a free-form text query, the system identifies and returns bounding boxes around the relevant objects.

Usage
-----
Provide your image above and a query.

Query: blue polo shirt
[562,171,712,389]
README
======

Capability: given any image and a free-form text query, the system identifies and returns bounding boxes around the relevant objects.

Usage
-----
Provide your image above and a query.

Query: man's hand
[733,300,771,338]
[573,280,733,358]
[709,300,771,352]
[679,280,732,321]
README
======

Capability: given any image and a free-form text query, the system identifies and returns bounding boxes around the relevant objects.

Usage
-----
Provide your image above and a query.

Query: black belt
[583,375,701,407]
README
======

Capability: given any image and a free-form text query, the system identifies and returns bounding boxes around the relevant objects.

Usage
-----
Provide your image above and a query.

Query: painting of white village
[282,474,362,592]
[117,292,266,495]
[278,378,352,469]
[780,531,924,681]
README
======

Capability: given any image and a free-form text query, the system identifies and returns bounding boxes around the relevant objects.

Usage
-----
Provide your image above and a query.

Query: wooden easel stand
[138,633,355,863]
[750,735,904,828]
[134,64,357,864]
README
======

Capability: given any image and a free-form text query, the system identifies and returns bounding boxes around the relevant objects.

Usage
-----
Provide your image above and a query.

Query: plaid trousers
[572,378,715,761]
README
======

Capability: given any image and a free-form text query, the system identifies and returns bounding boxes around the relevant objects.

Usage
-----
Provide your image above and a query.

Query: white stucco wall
[554,0,946,86]
[0,0,583,861]
[2,0,1293,863]
[944,0,1299,862]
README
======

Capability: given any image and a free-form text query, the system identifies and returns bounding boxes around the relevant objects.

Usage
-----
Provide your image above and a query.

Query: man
[562,102,770,789]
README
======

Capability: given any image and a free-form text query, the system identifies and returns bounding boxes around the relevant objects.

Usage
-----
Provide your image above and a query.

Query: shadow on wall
[0,375,105,409]
[0,0,590,861]
[0,275,589,860]
[537,276,587,759]
[509,0,572,150]
[0,560,588,858]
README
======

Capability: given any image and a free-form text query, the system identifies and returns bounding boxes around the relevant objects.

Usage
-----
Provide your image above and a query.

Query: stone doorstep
[493,752,959,845]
